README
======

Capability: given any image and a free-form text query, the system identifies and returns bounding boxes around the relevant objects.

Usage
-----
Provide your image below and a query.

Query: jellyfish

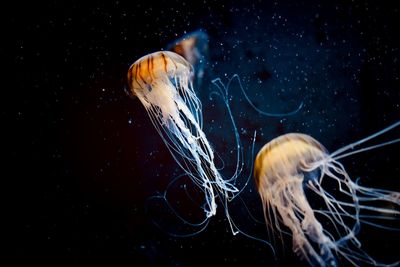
[126,51,241,229]
[166,30,209,90]
[254,122,400,266]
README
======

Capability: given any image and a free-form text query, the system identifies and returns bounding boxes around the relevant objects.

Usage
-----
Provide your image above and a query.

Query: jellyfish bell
[254,124,400,266]
[254,133,326,190]
[127,51,194,111]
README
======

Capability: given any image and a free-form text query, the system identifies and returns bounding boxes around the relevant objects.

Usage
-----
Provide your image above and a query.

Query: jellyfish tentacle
[145,174,211,237]
[228,74,304,117]
[330,120,400,158]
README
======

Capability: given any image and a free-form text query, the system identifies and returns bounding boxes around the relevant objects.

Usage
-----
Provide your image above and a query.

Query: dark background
[5,0,400,266]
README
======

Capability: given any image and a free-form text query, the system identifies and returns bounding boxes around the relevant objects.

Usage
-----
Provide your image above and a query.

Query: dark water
[5,0,400,266]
